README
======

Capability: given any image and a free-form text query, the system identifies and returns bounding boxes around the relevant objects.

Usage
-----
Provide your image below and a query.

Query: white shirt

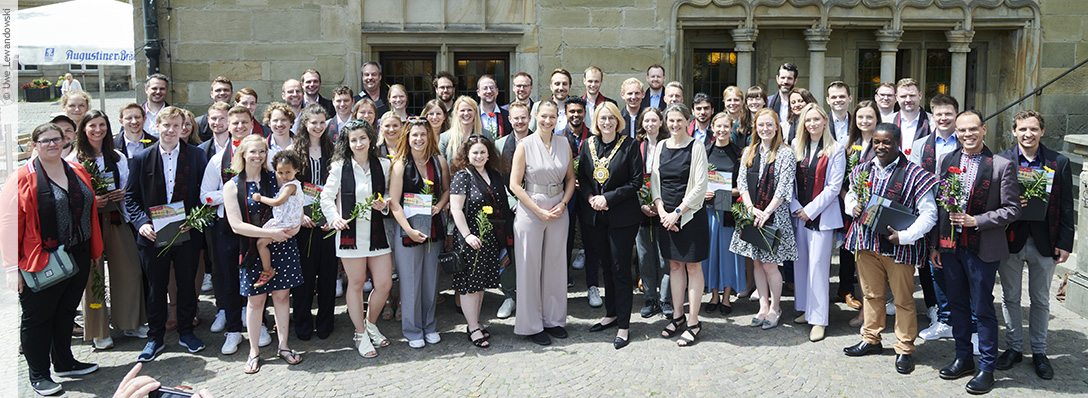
[159,144,180,202]
[143,103,163,138]
[832,113,850,145]
[843,157,937,245]
[200,145,235,217]
[880,110,896,124]
[777,94,790,124]
[898,111,922,149]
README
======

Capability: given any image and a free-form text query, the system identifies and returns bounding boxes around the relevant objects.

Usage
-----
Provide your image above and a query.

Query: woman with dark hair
[745,86,768,115]
[263,102,296,165]
[67,110,147,350]
[389,118,451,348]
[287,104,338,342]
[785,88,818,142]
[730,108,799,330]
[352,98,379,129]
[449,134,512,348]
[221,135,304,373]
[4,122,103,395]
[577,102,643,349]
[422,99,449,141]
[634,107,672,318]
[652,103,710,347]
[320,120,395,357]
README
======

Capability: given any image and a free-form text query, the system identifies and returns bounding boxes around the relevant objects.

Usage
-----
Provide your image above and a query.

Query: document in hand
[860,195,915,236]
[150,201,190,247]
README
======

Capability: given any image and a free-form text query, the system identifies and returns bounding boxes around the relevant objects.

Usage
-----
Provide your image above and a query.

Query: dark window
[925,49,953,101]
[69,64,98,72]
[455,53,509,107]
[380,52,436,116]
[18,63,37,71]
[857,49,911,102]
[692,49,737,109]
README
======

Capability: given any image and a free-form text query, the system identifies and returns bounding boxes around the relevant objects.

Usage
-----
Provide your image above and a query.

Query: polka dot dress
[450,168,504,295]
[240,181,304,297]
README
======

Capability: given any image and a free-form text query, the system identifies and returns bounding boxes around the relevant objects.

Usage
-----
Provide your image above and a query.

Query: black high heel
[661,315,687,338]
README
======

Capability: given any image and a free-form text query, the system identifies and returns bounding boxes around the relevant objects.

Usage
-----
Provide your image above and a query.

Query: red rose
[949,166,963,174]
[736,196,745,203]
[904,148,912,155]
[863,181,873,187]
[206,197,214,204]
[232,139,242,147]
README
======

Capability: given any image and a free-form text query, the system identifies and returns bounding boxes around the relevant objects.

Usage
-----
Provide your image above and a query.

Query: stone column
[731,28,758,90]
[805,28,832,105]
[946,30,975,103]
[1063,134,1088,319]
[875,29,903,87]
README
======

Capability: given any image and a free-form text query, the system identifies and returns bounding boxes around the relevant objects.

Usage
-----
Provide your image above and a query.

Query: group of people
[2,60,1073,396]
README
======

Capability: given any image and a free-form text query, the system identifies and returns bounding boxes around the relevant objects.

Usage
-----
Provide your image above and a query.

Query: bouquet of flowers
[851,169,873,211]
[731,196,753,230]
[306,194,325,255]
[159,198,217,256]
[470,205,495,274]
[88,265,107,309]
[324,193,380,239]
[79,159,111,195]
[1021,166,1054,201]
[637,176,653,206]
[844,145,863,185]
[937,166,968,248]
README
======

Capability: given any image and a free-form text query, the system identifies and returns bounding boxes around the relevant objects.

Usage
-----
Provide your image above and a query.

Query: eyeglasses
[36,137,64,146]
[405,117,428,125]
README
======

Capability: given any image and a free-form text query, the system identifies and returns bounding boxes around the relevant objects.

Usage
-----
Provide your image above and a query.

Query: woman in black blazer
[576,102,644,349]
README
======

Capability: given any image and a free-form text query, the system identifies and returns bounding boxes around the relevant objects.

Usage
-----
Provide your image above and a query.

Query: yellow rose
[376,193,384,201]
[482,206,494,215]
[387,154,395,159]
[423,179,434,186]
[1044,166,1055,173]
[852,145,863,151]
[140,139,152,144]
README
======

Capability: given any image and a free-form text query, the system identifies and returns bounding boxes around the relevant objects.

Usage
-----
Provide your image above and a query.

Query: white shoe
[919,321,954,341]
[354,332,377,358]
[93,336,114,350]
[337,279,346,297]
[885,302,896,316]
[365,320,389,347]
[749,290,760,302]
[926,305,938,322]
[971,333,981,356]
[201,274,213,292]
[221,332,243,355]
[123,325,149,339]
[210,310,226,333]
[258,325,272,347]
[496,298,516,319]
[241,307,247,328]
[587,286,603,308]
[424,332,441,344]
[408,339,425,349]
[571,250,586,270]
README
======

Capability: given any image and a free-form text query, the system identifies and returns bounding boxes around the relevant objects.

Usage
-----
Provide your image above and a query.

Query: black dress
[657,140,710,262]
[449,168,512,295]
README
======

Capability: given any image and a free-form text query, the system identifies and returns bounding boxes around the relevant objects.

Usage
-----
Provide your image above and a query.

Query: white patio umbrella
[18,0,135,111]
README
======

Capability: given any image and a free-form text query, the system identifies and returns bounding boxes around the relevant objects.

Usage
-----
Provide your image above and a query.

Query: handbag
[438,247,466,275]
[21,245,80,293]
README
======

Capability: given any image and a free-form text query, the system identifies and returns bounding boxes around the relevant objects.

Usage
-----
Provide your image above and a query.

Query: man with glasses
[434,71,457,115]
[477,75,512,139]
[874,83,897,123]
[505,72,535,111]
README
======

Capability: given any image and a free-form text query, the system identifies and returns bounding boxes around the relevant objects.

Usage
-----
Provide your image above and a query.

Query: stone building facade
[134,0,1086,150]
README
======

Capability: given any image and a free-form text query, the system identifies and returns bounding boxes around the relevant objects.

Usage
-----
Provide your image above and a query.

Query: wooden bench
[17,131,32,162]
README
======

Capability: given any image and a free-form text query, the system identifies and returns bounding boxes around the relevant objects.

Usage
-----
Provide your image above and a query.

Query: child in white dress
[252,150,305,287]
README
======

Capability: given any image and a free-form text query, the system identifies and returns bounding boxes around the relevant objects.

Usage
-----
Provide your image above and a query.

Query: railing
[985,57,1088,122]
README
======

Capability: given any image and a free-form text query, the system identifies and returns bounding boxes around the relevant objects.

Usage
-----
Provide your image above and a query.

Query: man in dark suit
[892,78,932,148]
[197,102,232,163]
[476,75,513,139]
[767,63,798,124]
[929,110,1021,395]
[302,69,336,118]
[687,93,714,146]
[125,106,209,362]
[195,77,234,142]
[639,64,666,111]
[994,111,1072,380]
[504,72,534,111]
[116,103,158,157]
[434,71,457,115]
[619,78,645,139]
[581,66,616,122]
[354,62,390,117]
[826,81,853,145]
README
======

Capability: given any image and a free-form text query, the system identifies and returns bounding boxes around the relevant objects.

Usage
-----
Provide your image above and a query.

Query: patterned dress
[729,145,799,263]
[450,168,508,294]
[240,181,304,296]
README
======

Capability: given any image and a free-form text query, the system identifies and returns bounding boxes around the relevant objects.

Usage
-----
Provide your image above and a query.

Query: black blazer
[197,139,221,163]
[114,129,157,157]
[575,134,644,228]
[354,86,391,117]
[307,95,336,119]
[639,89,666,111]
[195,113,213,142]
[125,143,209,248]
[768,92,784,118]
[620,107,641,139]
[481,106,515,139]
[998,145,1075,257]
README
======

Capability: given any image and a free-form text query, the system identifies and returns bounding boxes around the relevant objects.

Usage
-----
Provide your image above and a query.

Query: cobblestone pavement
[4,261,1087,397]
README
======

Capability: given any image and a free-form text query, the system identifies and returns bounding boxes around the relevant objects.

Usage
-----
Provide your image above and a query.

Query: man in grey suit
[929,110,1021,395]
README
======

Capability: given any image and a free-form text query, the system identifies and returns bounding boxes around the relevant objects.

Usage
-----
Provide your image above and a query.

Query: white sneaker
[926,305,938,322]
[587,286,603,308]
[424,332,441,344]
[408,339,425,349]
[919,321,954,341]
[496,298,516,319]
[123,325,150,339]
[221,332,243,355]
[971,333,981,356]
[93,336,114,350]
[241,307,247,328]
[571,250,586,270]
[201,274,213,292]
[885,302,896,316]
[210,310,226,333]
[258,325,272,347]
[337,279,346,297]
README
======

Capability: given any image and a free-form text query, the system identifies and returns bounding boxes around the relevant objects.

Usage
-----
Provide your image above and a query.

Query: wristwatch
[674,207,682,215]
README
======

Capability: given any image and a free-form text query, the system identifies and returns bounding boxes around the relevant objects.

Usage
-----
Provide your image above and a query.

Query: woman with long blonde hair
[439,96,483,160]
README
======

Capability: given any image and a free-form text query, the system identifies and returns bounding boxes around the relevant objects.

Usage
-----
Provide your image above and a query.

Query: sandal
[353,332,377,358]
[677,322,702,347]
[381,302,394,321]
[481,328,490,339]
[243,355,261,374]
[278,349,302,365]
[661,315,687,339]
[365,320,389,347]
[466,327,490,348]
[253,269,275,288]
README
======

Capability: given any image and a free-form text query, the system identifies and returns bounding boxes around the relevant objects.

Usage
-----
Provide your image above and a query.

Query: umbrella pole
[98,68,106,111]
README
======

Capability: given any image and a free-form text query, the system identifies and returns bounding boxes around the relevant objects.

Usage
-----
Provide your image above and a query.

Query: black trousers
[204,219,225,311]
[292,226,337,338]
[141,236,199,342]
[215,221,244,333]
[918,262,937,308]
[21,242,91,382]
[588,221,639,329]
[837,246,856,295]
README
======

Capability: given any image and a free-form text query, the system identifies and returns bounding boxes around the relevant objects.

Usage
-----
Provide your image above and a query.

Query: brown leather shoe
[844,293,861,309]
